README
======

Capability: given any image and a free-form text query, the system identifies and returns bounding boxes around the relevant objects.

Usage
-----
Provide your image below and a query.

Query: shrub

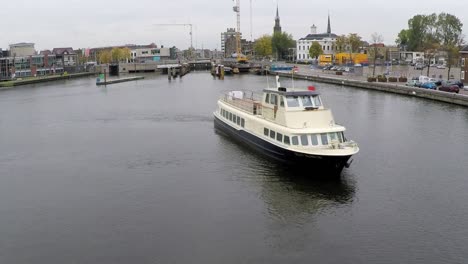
[398,77,407,82]
[388,77,398,82]
[367,77,377,82]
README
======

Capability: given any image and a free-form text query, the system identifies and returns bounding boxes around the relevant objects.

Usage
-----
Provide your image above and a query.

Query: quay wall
[275,72,468,107]
[0,72,95,89]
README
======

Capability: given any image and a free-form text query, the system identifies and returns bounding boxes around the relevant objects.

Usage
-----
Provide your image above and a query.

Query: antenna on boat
[275,75,281,88]
[291,68,295,90]
[266,71,270,88]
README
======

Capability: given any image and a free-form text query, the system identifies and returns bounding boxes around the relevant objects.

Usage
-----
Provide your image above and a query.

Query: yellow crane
[232,0,247,62]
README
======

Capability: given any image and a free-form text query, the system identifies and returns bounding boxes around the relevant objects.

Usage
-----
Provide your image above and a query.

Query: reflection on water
[214,127,356,218]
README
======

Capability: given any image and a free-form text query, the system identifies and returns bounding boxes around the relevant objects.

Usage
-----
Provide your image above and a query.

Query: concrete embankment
[0,72,95,89]
[275,72,468,107]
[96,76,144,86]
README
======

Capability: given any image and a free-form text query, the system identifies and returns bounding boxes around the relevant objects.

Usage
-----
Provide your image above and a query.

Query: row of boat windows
[221,108,245,127]
[264,127,345,146]
[265,94,322,108]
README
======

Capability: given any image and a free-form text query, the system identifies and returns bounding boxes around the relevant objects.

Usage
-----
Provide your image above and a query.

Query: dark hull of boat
[214,115,352,176]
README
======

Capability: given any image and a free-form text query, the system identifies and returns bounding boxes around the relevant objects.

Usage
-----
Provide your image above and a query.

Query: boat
[213,76,359,176]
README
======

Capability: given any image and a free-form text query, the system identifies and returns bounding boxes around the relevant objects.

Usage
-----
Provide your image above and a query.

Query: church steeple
[274,4,282,34]
[327,13,331,34]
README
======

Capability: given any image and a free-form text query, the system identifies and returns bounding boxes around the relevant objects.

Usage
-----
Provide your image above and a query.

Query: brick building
[460,45,468,82]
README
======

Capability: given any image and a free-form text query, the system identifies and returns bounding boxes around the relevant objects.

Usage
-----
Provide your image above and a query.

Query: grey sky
[1,0,467,51]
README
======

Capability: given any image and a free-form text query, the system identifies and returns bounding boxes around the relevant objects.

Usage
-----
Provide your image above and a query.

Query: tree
[254,35,273,58]
[335,35,347,53]
[98,50,111,64]
[396,29,409,49]
[436,13,464,79]
[308,41,323,60]
[347,33,362,65]
[271,32,296,61]
[369,33,384,77]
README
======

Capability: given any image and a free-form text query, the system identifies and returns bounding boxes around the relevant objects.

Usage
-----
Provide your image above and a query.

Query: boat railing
[221,91,274,116]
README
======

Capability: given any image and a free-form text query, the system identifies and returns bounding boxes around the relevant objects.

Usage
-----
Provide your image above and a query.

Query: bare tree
[370,33,384,77]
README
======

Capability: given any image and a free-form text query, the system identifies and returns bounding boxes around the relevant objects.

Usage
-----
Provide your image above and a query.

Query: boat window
[286,96,300,107]
[312,96,322,107]
[300,134,309,146]
[276,133,283,142]
[241,118,245,128]
[292,136,299,145]
[233,114,237,123]
[280,97,284,107]
[269,130,275,139]
[264,128,269,136]
[339,132,345,142]
[300,96,313,107]
[229,113,233,121]
[236,116,240,125]
[270,94,277,105]
[311,134,319,146]
[330,132,337,142]
[284,136,290,145]
[265,93,270,104]
[320,133,328,145]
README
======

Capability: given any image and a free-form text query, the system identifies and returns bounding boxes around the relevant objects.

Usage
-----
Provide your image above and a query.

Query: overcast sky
[1,0,466,51]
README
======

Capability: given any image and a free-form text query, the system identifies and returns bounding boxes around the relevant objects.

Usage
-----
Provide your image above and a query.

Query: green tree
[271,32,296,61]
[254,35,273,58]
[347,33,362,65]
[436,13,464,79]
[335,35,347,53]
[98,50,112,64]
[396,29,409,49]
[308,41,323,60]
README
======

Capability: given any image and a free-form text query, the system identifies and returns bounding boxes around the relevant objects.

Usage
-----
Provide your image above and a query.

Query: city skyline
[1,0,467,51]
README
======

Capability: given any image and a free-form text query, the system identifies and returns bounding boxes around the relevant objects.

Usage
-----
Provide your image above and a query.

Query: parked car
[414,63,425,70]
[420,82,437,89]
[436,65,446,69]
[438,84,460,93]
[406,79,420,87]
[446,80,464,88]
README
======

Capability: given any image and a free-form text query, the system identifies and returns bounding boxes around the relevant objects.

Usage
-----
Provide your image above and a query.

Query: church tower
[327,14,331,35]
[273,5,282,34]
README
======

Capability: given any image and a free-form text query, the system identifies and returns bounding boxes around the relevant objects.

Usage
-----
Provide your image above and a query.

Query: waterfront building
[460,45,468,82]
[9,43,35,57]
[221,28,240,57]
[0,53,62,80]
[296,15,338,62]
[52,47,77,66]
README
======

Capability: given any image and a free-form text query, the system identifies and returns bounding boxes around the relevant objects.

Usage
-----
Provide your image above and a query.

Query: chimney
[310,24,317,34]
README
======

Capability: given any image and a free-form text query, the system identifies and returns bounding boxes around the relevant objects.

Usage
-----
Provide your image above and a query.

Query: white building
[10,43,35,57]
[296,16,338,62]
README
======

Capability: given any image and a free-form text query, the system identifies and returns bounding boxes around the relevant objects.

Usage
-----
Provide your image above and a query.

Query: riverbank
[0,72,95,89]
[274,66,468,107]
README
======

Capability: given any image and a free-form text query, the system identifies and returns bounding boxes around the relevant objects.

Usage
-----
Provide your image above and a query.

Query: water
[1,73,467,263]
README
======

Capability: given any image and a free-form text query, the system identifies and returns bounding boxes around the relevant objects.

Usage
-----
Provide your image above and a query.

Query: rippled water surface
[1,73,468,263]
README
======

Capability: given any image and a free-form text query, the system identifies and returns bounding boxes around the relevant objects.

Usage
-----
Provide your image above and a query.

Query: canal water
[0,72,467,263]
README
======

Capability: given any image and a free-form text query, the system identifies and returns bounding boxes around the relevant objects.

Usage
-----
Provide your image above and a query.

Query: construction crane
[153,23,193,50]
[232,0,247,62]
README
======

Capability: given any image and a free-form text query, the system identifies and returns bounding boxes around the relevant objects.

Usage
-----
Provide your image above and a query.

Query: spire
[327,13,331,34]
[273,3,281,34]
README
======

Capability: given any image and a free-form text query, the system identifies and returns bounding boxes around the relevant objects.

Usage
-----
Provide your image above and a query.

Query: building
[460,45,468,82]
[52,47,77,66]
[273,5,281,34]
[0,53,62,80]
[221,28,239,57]
[9,43,35,57]
[399,51,425,64]
[296,15,338,62]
